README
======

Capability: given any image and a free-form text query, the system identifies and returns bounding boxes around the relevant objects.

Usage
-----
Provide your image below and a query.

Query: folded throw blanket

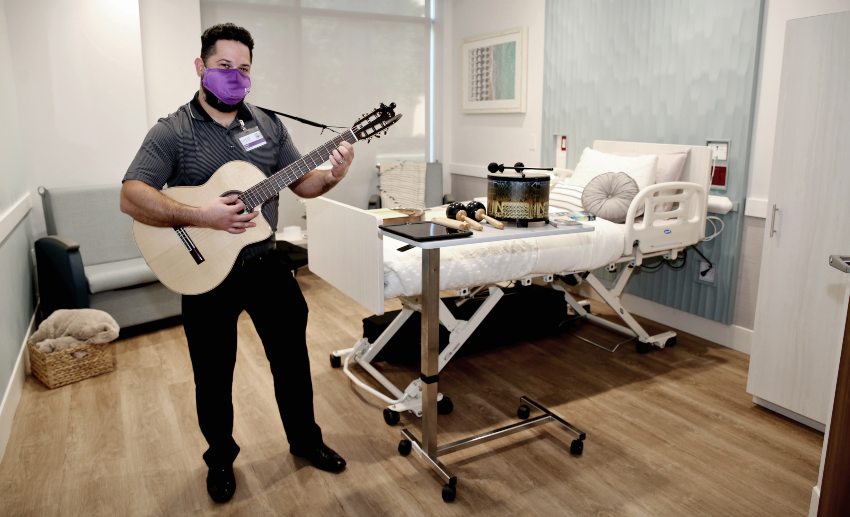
[30,309,119,353]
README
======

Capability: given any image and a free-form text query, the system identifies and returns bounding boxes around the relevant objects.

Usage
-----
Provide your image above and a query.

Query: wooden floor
[1,272,823,516]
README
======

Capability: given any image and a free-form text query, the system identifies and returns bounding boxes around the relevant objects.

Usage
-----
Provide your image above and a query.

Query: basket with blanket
[28,309,119,389]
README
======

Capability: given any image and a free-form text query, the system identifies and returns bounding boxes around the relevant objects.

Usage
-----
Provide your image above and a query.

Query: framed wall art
[462,27,527,113]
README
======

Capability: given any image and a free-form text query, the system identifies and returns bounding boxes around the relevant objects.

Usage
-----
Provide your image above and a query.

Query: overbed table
[381,218,593,502]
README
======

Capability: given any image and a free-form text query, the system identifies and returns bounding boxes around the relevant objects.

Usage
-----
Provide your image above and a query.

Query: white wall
[0,0,25,210]
[443,0,546,179]
[138,0,201,128]
[5,0,149,193]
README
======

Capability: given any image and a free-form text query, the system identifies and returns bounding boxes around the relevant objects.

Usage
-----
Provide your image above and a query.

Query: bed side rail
[623,181,707,255]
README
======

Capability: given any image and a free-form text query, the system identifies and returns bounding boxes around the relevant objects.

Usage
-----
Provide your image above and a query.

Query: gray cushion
[41,185,140,266]
[581,172,639,223]
[85,258,157,294]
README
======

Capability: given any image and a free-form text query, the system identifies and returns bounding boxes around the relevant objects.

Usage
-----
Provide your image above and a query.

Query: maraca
[446,202,484,231]
[465,200,504,230]
[430,217,469,231]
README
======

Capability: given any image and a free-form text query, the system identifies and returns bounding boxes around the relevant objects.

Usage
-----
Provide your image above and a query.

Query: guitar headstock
[351,102,402,142]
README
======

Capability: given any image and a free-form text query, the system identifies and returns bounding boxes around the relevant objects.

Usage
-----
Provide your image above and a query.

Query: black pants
[182,251,322,468]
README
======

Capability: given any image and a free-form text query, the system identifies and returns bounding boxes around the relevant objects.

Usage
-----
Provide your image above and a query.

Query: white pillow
[567,147,658,190]
[549,183,584,213]
[655,151,689,184]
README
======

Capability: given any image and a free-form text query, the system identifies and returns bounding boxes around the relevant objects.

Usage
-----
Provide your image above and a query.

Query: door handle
[769,204,779,237]
[829,255,850,274]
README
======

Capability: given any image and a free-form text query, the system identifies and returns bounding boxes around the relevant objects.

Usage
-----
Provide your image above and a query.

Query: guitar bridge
[174,226,205,265]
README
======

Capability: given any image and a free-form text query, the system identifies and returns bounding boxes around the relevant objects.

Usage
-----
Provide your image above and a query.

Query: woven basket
[29,340,115,389]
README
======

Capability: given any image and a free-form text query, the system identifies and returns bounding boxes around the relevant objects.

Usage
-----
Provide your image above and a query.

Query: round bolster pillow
[580,171,639,223]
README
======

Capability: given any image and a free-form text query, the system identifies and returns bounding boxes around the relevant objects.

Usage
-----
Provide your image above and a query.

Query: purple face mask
[201,68,251,106]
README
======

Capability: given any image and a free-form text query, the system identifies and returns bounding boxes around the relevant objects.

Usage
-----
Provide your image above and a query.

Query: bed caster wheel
[636,341,651,354]
[398,439,412,456]
[570,439,584,456]
[437,396,454,415]
[441,483,457,502]
[329,353,342,368]
[517,404,531,419]
[383,408,400,426]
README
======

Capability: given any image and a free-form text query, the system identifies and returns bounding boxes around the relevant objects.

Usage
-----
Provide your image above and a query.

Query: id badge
[235,124,267,152]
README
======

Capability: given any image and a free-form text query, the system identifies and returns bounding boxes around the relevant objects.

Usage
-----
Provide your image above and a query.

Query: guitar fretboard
[240,129,358,210]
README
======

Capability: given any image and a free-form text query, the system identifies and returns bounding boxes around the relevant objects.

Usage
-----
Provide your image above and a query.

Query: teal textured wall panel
[542,0,763,323]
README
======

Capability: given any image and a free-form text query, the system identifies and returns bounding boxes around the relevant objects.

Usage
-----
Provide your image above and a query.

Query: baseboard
[752,396,825,432]
[620,293,753,353]
[0,311,35,464]
[809,484,820,517]
[572,286,753,353]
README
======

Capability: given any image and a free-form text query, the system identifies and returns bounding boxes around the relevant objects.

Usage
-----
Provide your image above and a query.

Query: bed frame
[306,140,711,421]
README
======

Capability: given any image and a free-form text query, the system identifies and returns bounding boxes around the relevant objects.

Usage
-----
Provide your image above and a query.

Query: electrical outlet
[698,260,716,284]
[708,142,728,161]
[706,139,730,190]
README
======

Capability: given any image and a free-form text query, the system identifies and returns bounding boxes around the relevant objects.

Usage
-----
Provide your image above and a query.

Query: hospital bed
[306,140,711,423]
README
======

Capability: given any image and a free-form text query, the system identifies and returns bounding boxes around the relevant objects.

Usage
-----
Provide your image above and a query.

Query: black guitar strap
[256,106,348,135]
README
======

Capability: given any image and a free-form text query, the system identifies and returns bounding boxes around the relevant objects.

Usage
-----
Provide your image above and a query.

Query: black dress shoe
[206,465,236,503]
[290,443,347,473]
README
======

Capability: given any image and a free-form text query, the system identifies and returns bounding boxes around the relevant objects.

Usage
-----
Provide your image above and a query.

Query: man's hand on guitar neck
[290,141,355,198]
[329,141,354,181]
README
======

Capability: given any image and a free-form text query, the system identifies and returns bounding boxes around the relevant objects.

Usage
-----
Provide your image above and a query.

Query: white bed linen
[382,218,626,299]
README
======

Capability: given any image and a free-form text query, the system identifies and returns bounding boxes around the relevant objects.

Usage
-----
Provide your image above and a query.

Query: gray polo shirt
[124,93,302,234]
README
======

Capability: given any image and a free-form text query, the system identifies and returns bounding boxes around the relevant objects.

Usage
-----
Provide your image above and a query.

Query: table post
[420,247,440,456]
[386,221,592,502]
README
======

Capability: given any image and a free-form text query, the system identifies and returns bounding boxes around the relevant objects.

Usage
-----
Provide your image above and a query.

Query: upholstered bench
[35,185,181,329]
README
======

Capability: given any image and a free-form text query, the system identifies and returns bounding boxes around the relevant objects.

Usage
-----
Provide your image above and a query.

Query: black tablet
[380,221,473,242]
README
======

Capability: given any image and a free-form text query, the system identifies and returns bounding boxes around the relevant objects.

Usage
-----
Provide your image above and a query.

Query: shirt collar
[189,91,254,125]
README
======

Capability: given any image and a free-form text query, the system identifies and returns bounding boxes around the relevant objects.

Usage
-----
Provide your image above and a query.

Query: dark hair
[200,23,254,62]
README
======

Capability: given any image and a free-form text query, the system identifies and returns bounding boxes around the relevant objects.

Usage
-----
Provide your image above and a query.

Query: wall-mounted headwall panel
[542,0,763,324]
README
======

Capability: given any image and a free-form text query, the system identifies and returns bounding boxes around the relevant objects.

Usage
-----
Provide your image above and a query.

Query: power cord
[703,215,725,242]
[691,214,726,277]
[689,245,714,277]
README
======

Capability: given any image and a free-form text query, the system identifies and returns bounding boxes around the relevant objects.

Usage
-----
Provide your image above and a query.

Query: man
[121,23,352,504]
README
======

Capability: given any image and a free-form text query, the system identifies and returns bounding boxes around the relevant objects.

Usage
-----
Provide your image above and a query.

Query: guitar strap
[256,106,348,135]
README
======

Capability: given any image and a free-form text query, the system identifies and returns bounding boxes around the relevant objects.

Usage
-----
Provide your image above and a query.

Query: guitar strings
[241,132,355,209]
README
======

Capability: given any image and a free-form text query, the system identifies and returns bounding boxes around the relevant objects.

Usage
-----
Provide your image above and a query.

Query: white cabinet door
[747,11,850,426]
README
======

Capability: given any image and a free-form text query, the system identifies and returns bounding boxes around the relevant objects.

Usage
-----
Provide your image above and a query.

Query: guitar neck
[240,129,358,210]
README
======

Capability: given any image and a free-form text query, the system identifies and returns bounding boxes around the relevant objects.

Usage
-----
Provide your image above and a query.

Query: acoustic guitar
[133,102,401,295]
